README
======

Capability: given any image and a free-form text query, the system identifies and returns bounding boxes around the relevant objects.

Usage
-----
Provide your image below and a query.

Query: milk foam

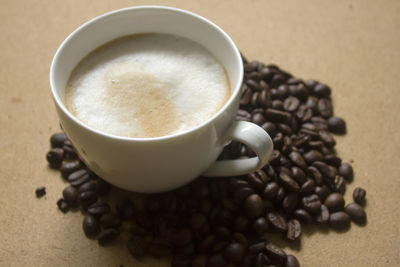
[65,34,230,138]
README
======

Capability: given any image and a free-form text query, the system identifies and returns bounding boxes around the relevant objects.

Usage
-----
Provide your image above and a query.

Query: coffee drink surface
[65,34,230,138]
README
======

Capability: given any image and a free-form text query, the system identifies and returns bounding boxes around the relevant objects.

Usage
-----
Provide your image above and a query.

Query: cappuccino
[65,33,230,138]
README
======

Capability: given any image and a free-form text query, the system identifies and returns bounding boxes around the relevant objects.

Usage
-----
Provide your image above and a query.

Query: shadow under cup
[50,6,244,193]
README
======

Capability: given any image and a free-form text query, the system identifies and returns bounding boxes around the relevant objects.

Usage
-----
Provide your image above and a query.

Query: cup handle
[203,120,273,177]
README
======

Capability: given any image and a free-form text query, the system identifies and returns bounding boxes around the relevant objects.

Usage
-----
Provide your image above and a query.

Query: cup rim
[50,5,244,142]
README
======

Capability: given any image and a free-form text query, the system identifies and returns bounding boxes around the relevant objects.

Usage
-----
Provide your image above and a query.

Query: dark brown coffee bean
[339,162,354,181]
[248,241,266,254]
[315,185,331,200]
[83,215,100,237]
[329,211,350,229]
[265,243,287,265]
[334,176,346,194]
[57,198,69,213]
[265,109,292,123]
[148,238,173,258]
[87,201,110,217]
[292,134,311,148]
[251,112,267,125]
[287,219,302,241]
[62,186,78,206]
[313,83,331,97]
[78,190,97,208]
[116,197,135,220]
[303,150,324,164]
[35,186,46,198]
[189,213,207,230]
[323,154,342,168]
[275,186,287,203]
[213,226,231,240]
[271,74,286,88]
[345,203,366,225]
[283,96,300,112]
[262,182,279,199]
[278,123,292,135]
[60,161,81,179]
[253,252,270,266]
[324,193,345,212]
[68,169,90,187]
[304,79,317,90]
[235,187,255,202]
[247,79,261,91]
[278,172,300,192]
[224,242,245,263]
[267,212,288,232]
[244,194,264,218]
[46,148,64,169]
[296,105,313,122]
[319,130,336,147]
[261,122,277,138]
[318,98,333,118]
[272,100,284,110]
[50,133,68,148]
[328,116,346,134]
[293,209,313,224]
[291,166,307,185]
[312,161,337,180]
[78,180,96,193]
[240,86,252,105]
[127,235,150,258]
[307,166,324,185]
[290,84,308,101]
[353,187,366,205]
[307,140,325,150]
[302,194,321,214]
[282,193,300,213]
[260,67,273,81]
[247,171,268,191]
[288,151,307,170]
[301,179,315,195]
[233,216,249,232]
[208,253,227,267]
[251,91,260,106]
[171,228,192,247]
[95,178,111,196]
[252,217,269,235]
[286,255,301,267]
[315,204,330,225]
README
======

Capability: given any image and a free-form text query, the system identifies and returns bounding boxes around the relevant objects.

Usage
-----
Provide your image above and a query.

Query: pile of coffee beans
[45,58,367,267]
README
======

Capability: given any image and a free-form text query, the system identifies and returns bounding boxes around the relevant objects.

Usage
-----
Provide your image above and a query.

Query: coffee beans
[345,203,366,225]
[353,187,366,205]
[35,186,46,198]
[47,60,368,266]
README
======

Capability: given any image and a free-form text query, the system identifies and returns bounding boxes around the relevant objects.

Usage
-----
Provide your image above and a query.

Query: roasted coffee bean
[290,84,308,101]
[283,96,300,112]
[62,186,78,206]
[207,253,227,267]
[297,105,313,122]
[190,213,207,230]
[302,194,321,214]
[77,191,97,208]
[345,203,366,225]
[288,151,307,170]
[116,197,135,220]
[278,172,300,192]
[246,79,261,91]
[318,98,333,118]
[306,97,318,113]
[319,130,336,147]
[293,209,313,224]
[262,182,279,199]
[329,211,350,229]
[265,243,287,265]
[240,86,252,105]
[271,74,286,88]
[96,228,119,246]
[35,186,46,198]
[353,187,366,205]
[235,187,255,202]
[261,122,277,138]
[46,148,64,169]
[95,178,111,196]
[213,226,231,240]
[171,228,193,247]
[148,238,173,258]
[50,133,68,148]
[307,166,324,185]
[312,161,337,180]
[127,235,150,258]
[244,194,264,218]
[315,185,331,201]
[236,109,252,121]
[271,100,284,110]
[251,92,260,106]
[278,123,292,136]
[78,180,96,193]
[339,162,354,181]
[267,212,288,232]
[212,241,229,253]
[293,134,311,148]
[324,193,345,212]
[247,171,268,191]
[313,83,331,97]
[323,154,342,168]
[83,215,100,237]
[265,109,291,123]
[301,179,315,195]
[328,116,346,134]
[303,150,324,164]
[224,242,245,263]
[68,169,90,187]
[315,204,330,225]
[88,201,110,217]
[286,255,301,267]
[287,219,301,241]
[232,232,247,247]
[252,217,269,235]
[269,150,282,166]
[334,176,346,194]
[233,216,249,232]
[251,112,267,125]
[291,166,307,185]
[253,252,270,267]
[57,198,69,213]
[62,143,77,159]
[60,161,81,179]
[282,193,300,213]
[275,186,287,203]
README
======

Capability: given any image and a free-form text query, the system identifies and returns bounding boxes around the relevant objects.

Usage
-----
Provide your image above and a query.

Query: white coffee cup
[50,6,273,193]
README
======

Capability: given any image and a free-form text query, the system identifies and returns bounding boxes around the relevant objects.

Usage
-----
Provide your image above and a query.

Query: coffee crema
[65,33,230,138]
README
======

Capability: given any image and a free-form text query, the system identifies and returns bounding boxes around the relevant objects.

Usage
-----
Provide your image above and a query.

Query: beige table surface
[1,0,399,266]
